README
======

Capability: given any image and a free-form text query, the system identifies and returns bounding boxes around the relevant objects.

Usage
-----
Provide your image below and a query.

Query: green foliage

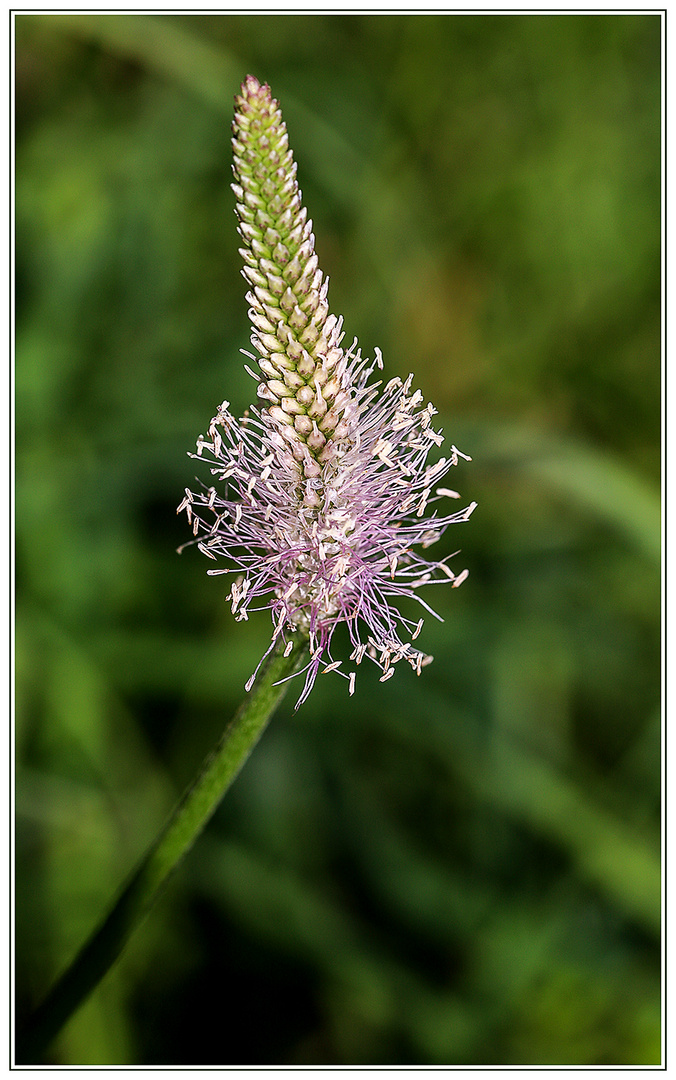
[15,13,661,1066]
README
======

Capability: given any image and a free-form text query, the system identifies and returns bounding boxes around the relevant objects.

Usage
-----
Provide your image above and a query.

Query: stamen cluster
[179,76,476,707]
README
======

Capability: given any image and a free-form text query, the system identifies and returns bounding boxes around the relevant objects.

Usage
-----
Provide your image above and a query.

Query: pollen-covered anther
[176,489,193,514]
[416,488,432,517]
[450,445,472,463]
[373,439,396,467]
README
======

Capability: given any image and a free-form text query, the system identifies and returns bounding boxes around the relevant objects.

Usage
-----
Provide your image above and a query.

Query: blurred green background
[15,12,661,1066]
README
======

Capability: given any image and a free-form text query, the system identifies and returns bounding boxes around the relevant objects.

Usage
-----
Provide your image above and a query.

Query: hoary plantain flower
[179,75,476,707]
[19,76,482,1064]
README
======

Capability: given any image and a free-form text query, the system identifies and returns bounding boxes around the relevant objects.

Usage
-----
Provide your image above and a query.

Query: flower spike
[179,76,476,707]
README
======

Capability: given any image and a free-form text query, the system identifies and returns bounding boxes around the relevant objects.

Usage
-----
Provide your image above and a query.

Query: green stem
[16,632,310,1064]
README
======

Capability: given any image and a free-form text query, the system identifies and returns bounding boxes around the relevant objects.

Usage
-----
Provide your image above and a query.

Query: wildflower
[179,75,476,707]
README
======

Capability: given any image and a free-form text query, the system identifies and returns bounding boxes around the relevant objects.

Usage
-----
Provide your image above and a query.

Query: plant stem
[16,632,310,1064]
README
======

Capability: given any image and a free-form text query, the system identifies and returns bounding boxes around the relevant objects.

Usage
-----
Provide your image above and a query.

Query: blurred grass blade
[382,699,661,938]
[483,736,661,936]
[33,12,244,114]
[526,443,661,566]
[464,421,661,564]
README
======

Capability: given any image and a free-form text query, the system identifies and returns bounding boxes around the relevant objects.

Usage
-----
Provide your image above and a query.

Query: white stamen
[416,487,432,517]
[450,445,472,462]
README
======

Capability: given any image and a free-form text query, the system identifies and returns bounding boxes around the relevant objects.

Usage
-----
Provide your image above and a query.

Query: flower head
[179,75,477,707]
